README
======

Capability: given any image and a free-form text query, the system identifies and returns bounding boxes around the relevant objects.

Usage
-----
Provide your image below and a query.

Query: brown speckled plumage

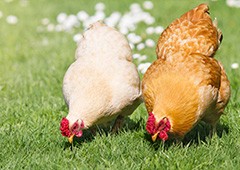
[156,4,222,60]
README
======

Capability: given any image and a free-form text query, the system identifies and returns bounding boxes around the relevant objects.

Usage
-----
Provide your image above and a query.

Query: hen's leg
[90,127,97,136]
[111,115,124,133]
[209,121,218,138]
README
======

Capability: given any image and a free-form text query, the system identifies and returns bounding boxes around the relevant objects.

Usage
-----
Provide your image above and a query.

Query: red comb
[60,117,71,137]
[146,112,156,135]
[146,113,171,141]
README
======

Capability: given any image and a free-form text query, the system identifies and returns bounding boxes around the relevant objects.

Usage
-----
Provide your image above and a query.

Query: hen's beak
[152,132,159,142]
[68,134,75,144]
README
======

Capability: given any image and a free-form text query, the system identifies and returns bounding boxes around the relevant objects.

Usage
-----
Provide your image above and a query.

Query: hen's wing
[142,53,222,114]
[216,62,231,114]
[156,4,222,59]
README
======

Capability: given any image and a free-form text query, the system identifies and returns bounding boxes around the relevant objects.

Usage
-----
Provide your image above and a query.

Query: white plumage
[62,21,141,134]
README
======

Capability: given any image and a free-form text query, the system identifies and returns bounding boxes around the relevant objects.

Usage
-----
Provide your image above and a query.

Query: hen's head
[146,112,171,142]
[60,117,84,143]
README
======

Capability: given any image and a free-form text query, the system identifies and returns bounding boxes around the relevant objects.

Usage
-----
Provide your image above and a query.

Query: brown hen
[142,4,230,142]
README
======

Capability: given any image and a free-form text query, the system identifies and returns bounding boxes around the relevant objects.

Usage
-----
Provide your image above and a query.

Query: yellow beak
[151,132,159,142]
[68,134,75,144]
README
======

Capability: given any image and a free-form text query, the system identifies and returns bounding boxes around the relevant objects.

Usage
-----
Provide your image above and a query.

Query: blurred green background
[0,0,239,169]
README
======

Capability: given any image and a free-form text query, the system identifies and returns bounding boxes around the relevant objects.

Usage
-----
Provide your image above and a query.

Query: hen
[60,21,141,143]
[142,4,230,142]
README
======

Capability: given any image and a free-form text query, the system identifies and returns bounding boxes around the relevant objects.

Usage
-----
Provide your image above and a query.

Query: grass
[0,0,240,169]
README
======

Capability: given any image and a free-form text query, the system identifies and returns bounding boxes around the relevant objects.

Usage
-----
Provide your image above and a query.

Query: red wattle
[159,130,168,141]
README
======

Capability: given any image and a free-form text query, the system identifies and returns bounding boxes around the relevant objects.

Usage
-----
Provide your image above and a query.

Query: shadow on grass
[63,130,95,150]
[122,117,145,132]
[144,121,229,151]
[63,117,229,150]
[182,122,229,145]
[63,117,144,150]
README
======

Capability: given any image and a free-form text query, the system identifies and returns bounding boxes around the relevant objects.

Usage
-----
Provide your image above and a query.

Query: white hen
[60,21,141,143]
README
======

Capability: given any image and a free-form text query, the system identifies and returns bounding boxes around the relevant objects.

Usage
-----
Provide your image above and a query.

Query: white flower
[142,13,155,25]
[155,26,164,34]
[143,1,154,10]
[77,11,89,22]
[226,0,240,8]
[145,39,155,47]
[73,33,83,43]
[231,63,239,69]
[55,24,63,32]
[145,17,155,25]
[130,3,142,13]
[6,15,18,25]
[0,11,3,19]
[57,13,67,24]
[129,43,135,50]
[146,27,155,34]
[20,0,28,7]
[119,27,129,35]
[62,15,79,31]
[118,13,136,33]
[95,2,105,11]
[133,53,141,59]
[127,33,142,44]
[47,24,55,32]
[138,62,151,74]
[137,43,145,50]
[94,11,106,20]
[138,55,147,62]
[105,12,121,27]
[83,16,101,29]
[41,18,50,25]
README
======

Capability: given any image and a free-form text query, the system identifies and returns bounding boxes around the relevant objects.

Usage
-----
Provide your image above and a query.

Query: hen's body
[62,22,141,132]
[142,4,230,140]
[143,53,230,139]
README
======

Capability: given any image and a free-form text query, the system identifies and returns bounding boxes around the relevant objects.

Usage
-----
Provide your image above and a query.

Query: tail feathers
[181,4,223,45]
[213,18,223,44]
[156,3,222,59]
[181,3,210,22]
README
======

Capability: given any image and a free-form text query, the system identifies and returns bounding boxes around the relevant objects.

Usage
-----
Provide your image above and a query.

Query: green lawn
[0,0,240,169]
